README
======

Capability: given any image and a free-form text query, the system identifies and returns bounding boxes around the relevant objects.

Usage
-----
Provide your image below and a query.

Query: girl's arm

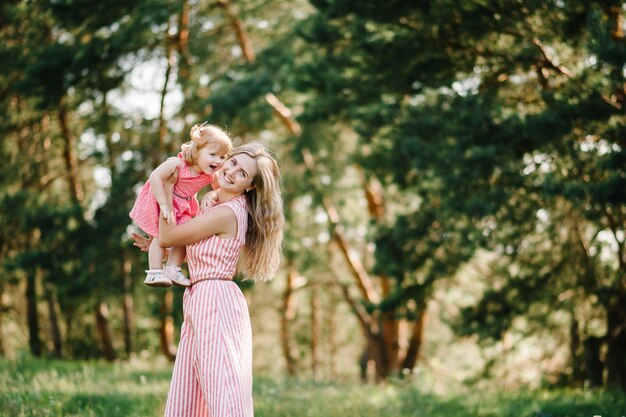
[149,158,183,222]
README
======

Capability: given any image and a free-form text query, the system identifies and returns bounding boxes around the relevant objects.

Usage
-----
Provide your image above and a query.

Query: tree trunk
[217,0,255,63]
[121,257,135,357]
[608,5,625,40]
[159,290,177,362]
[584,336,604,388]
[605,292,626,389]
[400,306,427,372]
[44,283,62,358]
[58,98,84,203]
[26,270,42,357]
[280,269,299,376]
[327,288,337,379]
[64,307,75,357]
[158,27,175,159]
[372,333,390,383]
[95,301,116,361]
[358,333,389,383]
[310,283,321,380]
[363,176,385,220]
[570,316,584,387]
[176,0,191,79]
[0,284,5,357]
[102,94,135,359]
[380,276,399,375]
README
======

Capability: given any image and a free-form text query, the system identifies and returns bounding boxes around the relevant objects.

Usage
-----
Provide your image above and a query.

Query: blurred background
[1,0,625,393]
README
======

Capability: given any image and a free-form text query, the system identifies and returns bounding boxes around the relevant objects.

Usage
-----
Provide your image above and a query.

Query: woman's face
[217,153,258,193]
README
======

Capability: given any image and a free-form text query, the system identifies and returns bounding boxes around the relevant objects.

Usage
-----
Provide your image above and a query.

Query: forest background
[1,0,625,396]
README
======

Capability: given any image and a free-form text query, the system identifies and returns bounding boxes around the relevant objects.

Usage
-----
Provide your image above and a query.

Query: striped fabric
[185,195,248,281]
[164,195,253,417]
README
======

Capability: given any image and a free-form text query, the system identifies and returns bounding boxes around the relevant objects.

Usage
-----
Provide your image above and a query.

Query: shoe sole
[144,280,173,287]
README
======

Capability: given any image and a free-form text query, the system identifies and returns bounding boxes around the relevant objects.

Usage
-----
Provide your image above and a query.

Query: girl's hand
[201,190,218,210]
[160,204,174,224]
[161,167,179,223]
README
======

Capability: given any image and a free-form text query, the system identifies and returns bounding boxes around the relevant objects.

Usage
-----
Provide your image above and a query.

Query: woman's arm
[158,171,238,247]
[159,205,237,247]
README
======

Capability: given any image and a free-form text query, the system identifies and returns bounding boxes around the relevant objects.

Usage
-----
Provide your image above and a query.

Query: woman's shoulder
[225,194,247,209]
[218,195,247,220]
[205,194,246,213]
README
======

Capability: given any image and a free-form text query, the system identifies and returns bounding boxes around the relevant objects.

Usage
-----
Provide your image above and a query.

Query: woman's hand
[131,232,153,252]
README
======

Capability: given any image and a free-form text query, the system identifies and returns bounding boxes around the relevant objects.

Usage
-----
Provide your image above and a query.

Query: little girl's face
[196,143,227,175]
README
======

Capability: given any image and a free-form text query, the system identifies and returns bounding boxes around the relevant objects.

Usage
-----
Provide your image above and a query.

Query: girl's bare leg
[148,236,166,269]
[163,246,191,286]
[166,245,186,268]
[145,237,172,287]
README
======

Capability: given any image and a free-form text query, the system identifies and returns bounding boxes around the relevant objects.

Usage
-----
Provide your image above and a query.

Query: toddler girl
[130,123,232,287]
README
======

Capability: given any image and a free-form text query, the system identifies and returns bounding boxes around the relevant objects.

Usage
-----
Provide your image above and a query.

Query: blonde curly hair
[181,123,232,164]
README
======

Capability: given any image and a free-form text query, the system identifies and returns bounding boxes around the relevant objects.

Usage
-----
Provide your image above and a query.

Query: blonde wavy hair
[181,123,232,165]
[233,143,285,282]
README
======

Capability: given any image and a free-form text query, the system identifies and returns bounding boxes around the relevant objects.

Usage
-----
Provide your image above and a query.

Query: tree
[266,0,626,386]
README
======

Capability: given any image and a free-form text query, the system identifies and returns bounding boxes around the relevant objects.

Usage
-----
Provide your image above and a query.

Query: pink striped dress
[129,155,213,237]
[164,194,253,417]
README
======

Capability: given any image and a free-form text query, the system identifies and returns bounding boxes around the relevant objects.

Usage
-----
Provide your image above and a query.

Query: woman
[135,142,284,417]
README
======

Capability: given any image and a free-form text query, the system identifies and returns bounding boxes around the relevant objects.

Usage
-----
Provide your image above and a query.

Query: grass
[0,356,170,417]
[0,357,624,417]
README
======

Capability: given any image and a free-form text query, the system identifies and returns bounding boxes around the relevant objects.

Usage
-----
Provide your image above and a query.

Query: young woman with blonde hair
[135,142,284,416]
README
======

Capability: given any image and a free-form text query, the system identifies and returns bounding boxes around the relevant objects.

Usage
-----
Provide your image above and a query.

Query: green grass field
[0,357,624,417]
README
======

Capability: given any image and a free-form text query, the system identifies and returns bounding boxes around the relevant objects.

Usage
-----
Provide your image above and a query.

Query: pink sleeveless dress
[164,195,253,417]
[129,155,213,237]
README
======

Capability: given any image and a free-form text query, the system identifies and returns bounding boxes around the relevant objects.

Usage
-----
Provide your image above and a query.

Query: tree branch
[265,93,381,304]
[531,37,573,78]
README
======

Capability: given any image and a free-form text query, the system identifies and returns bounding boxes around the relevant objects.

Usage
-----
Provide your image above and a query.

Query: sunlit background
[1,0,625,404]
